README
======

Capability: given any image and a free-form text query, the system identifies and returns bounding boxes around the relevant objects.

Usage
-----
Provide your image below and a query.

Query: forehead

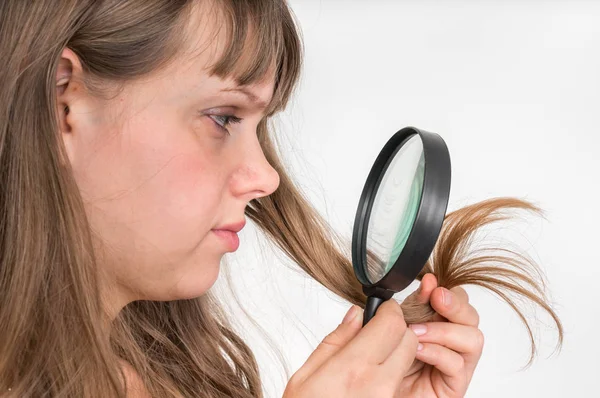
[175,1,278,106]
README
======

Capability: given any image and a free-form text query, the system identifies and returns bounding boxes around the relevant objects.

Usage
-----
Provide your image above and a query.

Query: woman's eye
[208,114,243,135]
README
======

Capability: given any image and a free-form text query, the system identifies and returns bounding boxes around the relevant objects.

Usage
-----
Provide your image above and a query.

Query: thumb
[406,273,438,305]
[400,273,439,325]
[294,305,363,381]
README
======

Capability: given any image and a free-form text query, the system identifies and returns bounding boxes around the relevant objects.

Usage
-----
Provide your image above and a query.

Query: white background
[217,1,600,397]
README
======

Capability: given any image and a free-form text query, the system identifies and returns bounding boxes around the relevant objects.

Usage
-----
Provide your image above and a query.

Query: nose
[230,136,280,200]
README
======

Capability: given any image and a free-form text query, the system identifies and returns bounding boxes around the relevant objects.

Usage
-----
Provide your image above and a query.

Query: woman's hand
[398,274,485,397]
[283,299,419,398]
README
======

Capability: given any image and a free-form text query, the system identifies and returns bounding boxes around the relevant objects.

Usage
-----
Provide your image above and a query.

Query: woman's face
[59,19,279,313]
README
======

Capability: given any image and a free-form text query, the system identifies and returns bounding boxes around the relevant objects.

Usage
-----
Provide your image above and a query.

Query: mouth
[212,218,245,252]
[211,229,240,251]
[214,220,246,233]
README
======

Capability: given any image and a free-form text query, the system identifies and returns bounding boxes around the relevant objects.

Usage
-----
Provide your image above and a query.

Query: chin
[166,259,221,301]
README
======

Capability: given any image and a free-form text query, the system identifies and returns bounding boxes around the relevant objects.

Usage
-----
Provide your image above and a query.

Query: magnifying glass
[351,126,451,327]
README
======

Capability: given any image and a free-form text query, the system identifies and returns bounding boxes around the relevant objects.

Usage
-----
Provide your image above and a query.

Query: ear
[56,48,84,166]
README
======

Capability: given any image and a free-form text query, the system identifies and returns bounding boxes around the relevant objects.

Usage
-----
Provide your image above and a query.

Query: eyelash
[208,114,243,135]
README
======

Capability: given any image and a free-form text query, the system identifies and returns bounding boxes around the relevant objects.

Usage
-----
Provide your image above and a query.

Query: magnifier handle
[362,295,387,327]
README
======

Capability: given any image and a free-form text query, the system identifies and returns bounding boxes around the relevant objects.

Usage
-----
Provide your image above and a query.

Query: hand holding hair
[395,197,563,368]
[398,273,484,397]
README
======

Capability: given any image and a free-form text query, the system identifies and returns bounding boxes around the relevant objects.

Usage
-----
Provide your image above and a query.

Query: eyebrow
[220,87,271,110]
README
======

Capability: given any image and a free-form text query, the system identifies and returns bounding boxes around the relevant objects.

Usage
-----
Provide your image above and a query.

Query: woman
[0,0,561,397]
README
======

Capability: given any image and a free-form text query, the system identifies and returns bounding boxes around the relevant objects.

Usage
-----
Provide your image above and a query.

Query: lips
[214,220,246,233]
[212,219,245,251]
[212,229,240,251]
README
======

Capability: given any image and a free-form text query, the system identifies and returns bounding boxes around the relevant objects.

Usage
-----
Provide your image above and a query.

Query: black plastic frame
[351,127,451,304]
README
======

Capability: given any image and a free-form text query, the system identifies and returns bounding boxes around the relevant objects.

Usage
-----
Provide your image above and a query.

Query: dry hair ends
[0,0,562,397]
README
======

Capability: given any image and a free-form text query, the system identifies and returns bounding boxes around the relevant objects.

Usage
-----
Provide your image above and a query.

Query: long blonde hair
[0,0,562,396]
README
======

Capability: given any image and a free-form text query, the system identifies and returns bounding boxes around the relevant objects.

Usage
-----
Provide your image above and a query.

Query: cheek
[160,154,222,233]
[127,150,225,259]
[77,119,226,262]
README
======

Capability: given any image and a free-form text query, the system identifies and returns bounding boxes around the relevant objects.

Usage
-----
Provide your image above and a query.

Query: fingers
[430,286,480,327]
[342,299,409,365]
[414,273,438,304]
[409,321,484,381]
[408,322,485,357]
[295,305,363,381]
[402,273,438,306]
[381,327,419,383]
[451,286,470,304]
[414,342,465,378]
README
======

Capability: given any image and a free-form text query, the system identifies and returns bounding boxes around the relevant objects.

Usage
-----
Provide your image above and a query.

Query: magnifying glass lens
[364,135,426,283]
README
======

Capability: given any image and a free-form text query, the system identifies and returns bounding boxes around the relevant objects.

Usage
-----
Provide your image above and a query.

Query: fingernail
[417,343,424,351]
[342,305,358,324]
[442,288,452,306]
[409,324,428,336]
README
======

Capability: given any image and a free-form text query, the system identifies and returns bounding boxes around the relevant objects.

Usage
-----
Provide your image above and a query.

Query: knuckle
[284,373,302,395]
[438,324,450,339]
[456,353,466,371]
[472,308,480,326]
[473,328,485,351]
[287,373,300,387]
[321,329,344,348]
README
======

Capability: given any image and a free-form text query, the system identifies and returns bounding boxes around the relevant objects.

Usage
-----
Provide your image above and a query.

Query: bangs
[206,0,302,116]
